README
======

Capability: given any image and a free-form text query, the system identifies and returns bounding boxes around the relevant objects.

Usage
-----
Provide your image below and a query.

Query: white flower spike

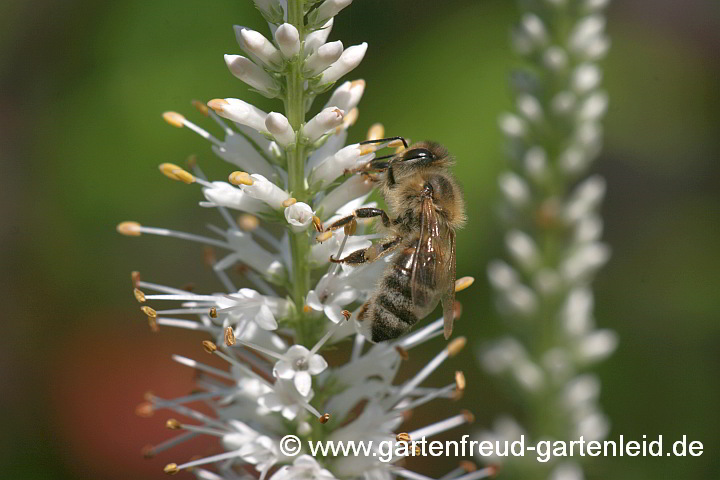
[121,2,476,480]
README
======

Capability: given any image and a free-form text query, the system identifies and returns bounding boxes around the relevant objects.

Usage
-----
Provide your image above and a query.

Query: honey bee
[325,137,466,342]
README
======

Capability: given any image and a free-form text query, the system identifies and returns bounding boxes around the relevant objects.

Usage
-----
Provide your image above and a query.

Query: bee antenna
[358,136,408,149]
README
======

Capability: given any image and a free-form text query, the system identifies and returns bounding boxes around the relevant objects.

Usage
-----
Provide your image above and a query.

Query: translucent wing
[410,196,455,330]
[441,230,457,339]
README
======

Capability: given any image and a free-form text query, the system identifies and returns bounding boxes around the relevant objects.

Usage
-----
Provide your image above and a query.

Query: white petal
[273,360,295,379]
[224,55,280,97]
[307,355,328,374]
[294,371,312,397]
[274,23,301,58]
[255,304,278,330]
[303,107,344,142]
[265,112,296,147]
[318,43,367,85]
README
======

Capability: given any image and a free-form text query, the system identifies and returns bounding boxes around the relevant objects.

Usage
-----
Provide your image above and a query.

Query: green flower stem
[285,0,314,345]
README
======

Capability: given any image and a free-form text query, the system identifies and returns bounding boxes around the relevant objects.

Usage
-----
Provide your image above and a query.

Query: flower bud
[318,43,367,86]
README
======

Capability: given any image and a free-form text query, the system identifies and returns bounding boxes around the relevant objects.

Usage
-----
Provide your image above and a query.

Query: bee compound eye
[403,148,435,164]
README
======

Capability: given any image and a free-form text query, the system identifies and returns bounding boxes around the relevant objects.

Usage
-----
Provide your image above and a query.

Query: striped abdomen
[358,243,437,342]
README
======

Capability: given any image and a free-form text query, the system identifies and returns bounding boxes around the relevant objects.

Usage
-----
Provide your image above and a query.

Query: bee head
[392,142,451,170]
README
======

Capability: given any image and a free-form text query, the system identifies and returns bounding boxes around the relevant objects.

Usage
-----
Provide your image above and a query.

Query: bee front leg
[330,237,403,265]
[324,207,392,232]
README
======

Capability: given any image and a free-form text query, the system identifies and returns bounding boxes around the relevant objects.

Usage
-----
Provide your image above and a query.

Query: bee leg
[325,207,392,232]
[330,237,402,264]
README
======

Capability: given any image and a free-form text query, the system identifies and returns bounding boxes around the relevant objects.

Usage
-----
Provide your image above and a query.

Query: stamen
[455,371,466,391]
[192,100,209,116]
[455,276,475,292]
[309,318,347,355]
[407,412,471,440]
[316,231,333,243]
[312,216,323,232]
[131,271,141,287]
[172,355,235,380]
[229,171,254,186]
[224,327,236,346]
[145,431,198,457]
[394,383,456,412]
[396,432,411,443]
[202,341,218,354]
[133,288,146,302]
[238,214,260,231]
[117,221,142,236]
[395,340,465,399]
[163,112,185,128]
[282,197,297,207]
[351,333,365,362]
[165,418,182,430]
[163,463,179,475]
[207,98,229,112]
[447,337,467,357]
[171,450,242,473]
[398,318,444,350]
[159,163,195,184]
[367,123,385,141]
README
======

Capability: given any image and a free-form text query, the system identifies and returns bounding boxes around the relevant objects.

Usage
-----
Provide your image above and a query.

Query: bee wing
[410,196,454,326]
[441,230,456,339]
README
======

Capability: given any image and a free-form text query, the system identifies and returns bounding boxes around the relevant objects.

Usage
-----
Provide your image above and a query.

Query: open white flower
[273,345,328,396]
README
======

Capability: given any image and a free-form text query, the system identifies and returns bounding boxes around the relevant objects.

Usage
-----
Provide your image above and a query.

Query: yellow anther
[224,327,236,346]
[367,123,385,141]
[117,221,142,236]
[318,413,331,424]
[359,144,376,156]
[455,371,466,391]
[141,306,157,318]
[229,171,254,186]
[343,218,357,236]
[192,100,209,116]
[447,337,467,357]
[163,463,179,475]
[202,340,218,354]
[237,214,260,231]
[315,231,333,243]
[395,144,407,154]
[163,112,185,128]
[282,197,297,207]
[165,418,182,430]
[302,305,312,313]
[312,216,323,233]
[207,98,229,113]
[454,276,475,292]
[388,139,405,149]
[131,271,141,287]
[209,307,217,318]
[396,432,411,443]
[133,288,146,303]
[159,163,194,184]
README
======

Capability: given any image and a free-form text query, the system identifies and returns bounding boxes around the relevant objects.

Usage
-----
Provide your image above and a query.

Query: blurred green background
[1,0,719,479]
